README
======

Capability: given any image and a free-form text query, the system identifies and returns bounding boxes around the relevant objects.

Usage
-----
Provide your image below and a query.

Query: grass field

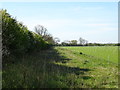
[2,46,119,88]
[60,46,118,63]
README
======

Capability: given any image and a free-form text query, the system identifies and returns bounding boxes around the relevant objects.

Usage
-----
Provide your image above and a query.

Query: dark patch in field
[52,54,72,63]
[83,60,89,64]
[61,61,67,63]
[81,76,91,80]
[46,62,91,77]
[80,52,83,54]
[61,58,72,60]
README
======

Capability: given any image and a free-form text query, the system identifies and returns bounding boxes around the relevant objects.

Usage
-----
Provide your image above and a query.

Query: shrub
[1,9,49,60]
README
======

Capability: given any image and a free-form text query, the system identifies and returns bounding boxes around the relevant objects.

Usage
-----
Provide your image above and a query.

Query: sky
[1,2,118,43]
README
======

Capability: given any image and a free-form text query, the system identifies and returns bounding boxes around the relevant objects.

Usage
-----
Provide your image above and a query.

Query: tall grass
[2,46,118,88]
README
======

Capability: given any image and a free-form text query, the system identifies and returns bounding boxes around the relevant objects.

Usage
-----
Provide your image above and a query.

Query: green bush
[1,9,49,59]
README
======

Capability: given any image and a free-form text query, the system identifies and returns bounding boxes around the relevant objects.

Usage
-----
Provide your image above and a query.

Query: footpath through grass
[2,46,118,88]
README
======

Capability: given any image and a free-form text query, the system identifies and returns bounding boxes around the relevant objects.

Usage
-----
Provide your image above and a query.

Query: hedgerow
[1,9,49,58]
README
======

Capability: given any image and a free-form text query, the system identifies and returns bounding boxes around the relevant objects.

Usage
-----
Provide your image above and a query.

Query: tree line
[1,10,55,59]
[54,37,120,46]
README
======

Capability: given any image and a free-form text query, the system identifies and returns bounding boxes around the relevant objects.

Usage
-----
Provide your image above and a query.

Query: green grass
[2,46,118,88]
[60,46,118,63]
[54,46,118,88]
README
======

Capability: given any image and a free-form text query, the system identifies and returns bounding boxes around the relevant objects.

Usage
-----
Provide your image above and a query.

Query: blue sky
[1,2,118,43]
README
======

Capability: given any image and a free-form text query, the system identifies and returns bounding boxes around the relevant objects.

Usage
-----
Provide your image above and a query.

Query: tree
[79,37,88,45]
[70,40,77,45]
[61,40,69,46]
[79,37,83,45]
[45,34,55,44]
[61,42,67,46]
[34,25,47,37]
[54,37,60,45]
[34,25,55,44]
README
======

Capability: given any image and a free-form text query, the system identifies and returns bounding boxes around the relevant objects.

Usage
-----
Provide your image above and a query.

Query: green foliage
[1,9,49,58]
[70,40,77,45]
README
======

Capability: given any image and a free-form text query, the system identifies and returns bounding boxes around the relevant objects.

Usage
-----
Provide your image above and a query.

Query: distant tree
[65,40,70,44]
[61,42,67,46]
[34,25,55,44]
[70,40,77,45]
[85,40,88,45]
[54,37,60,45]
[61,40,70,46]
[79,37,83,45]
[45,34,55,44]
[79,37,88,45]
[34,25,48,37]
